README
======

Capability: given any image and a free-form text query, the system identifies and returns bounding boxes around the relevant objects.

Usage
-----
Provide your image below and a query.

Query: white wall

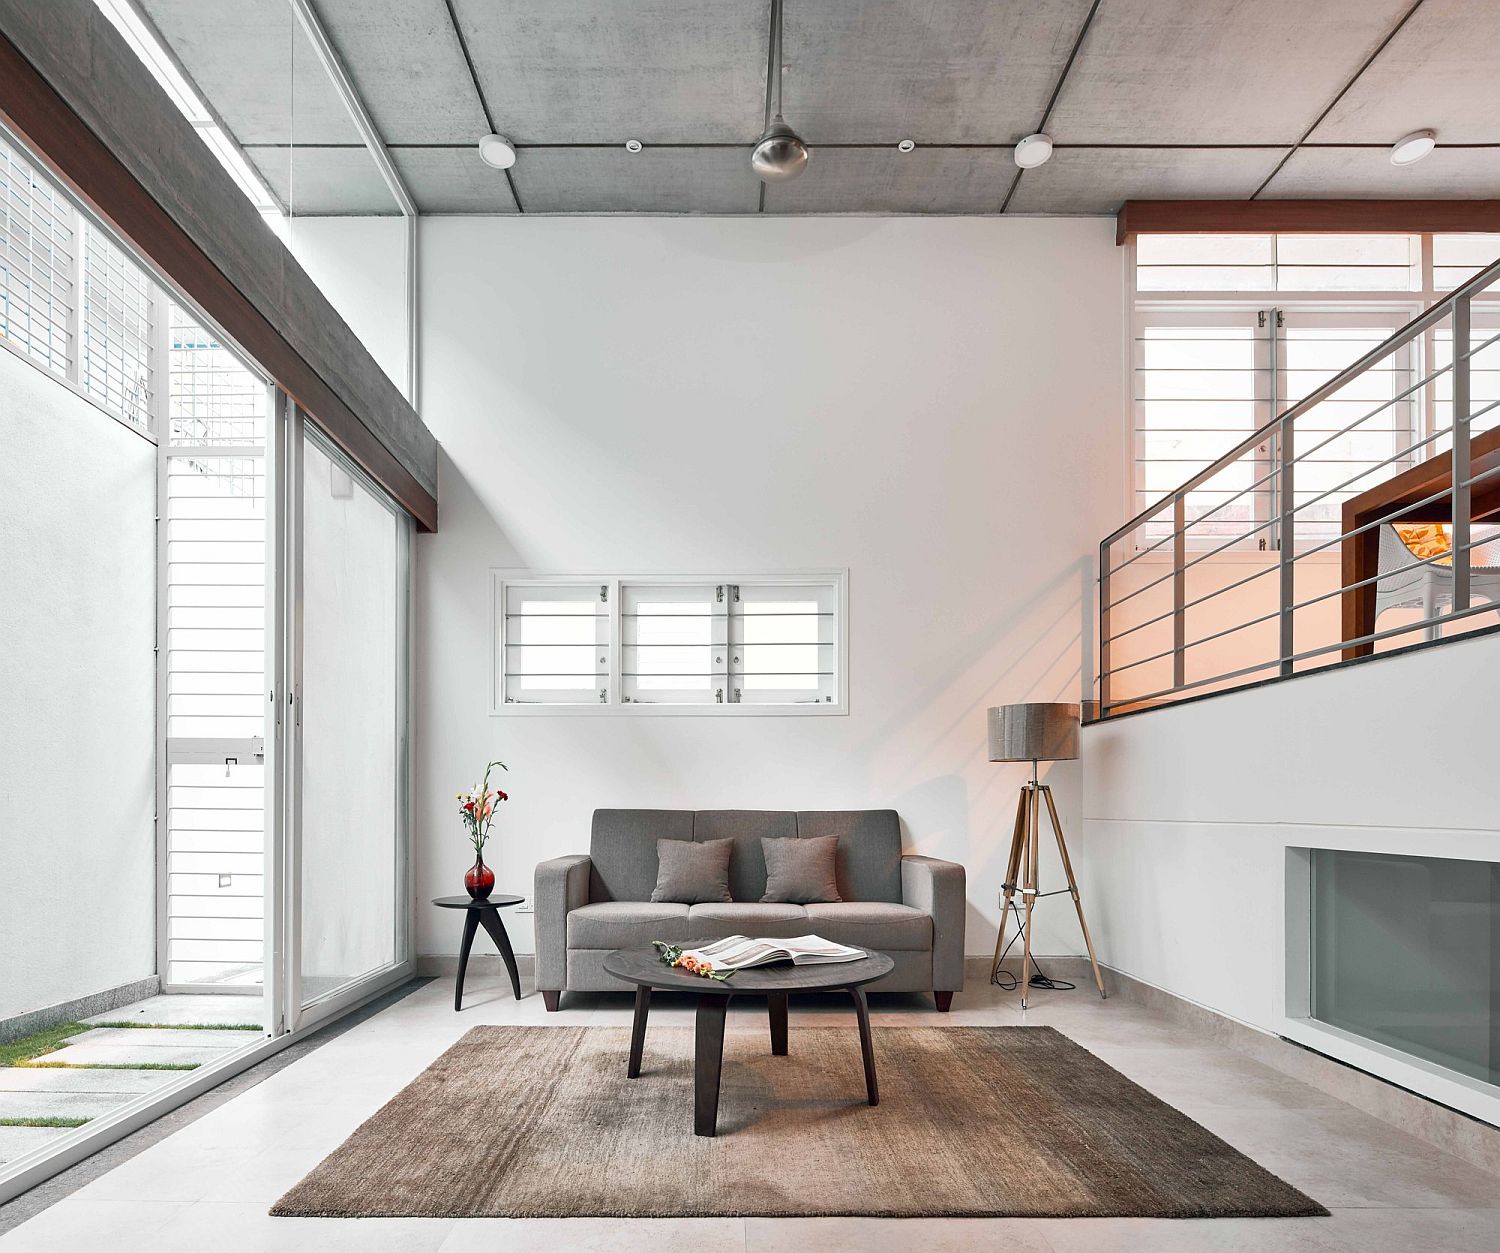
[414,216,1126,961]
[285,216,408,396]
[1080,628,1500,1031]
[0,348,156,1020]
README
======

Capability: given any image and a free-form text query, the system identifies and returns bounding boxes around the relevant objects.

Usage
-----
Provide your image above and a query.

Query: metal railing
[1098,254,1500,718]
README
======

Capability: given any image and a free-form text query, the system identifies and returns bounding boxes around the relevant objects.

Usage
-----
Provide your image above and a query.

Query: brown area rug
[272,1025,1326,1219]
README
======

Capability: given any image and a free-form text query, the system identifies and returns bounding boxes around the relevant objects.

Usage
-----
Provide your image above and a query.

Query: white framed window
[1129,232,1500,552]
[492,571,848,715]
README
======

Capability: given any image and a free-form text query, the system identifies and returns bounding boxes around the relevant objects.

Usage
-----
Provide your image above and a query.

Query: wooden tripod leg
[1041,784,1107,1000]
[1020,784,1039,1009]
[989,787,1030,983]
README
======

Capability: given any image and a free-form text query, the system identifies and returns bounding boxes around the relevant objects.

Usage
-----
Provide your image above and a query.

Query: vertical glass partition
[293,420,409,1017]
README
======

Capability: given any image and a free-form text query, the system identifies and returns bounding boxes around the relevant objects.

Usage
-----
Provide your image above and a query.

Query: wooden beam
[1116,199,1500,246]
[0,29,438,532]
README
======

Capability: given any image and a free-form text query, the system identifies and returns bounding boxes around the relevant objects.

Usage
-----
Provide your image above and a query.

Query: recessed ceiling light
[1014,133,1053,169]
[1390,129,1436,166]
[625,139,643,153]
[477,133,517,170]
[898,139,916,153]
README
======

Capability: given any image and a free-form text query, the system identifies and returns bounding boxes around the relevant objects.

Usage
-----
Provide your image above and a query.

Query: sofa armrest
[901,855,966,991]
[534,854,591,992]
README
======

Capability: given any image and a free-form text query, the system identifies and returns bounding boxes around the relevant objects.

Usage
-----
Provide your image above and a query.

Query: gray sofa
[534,809,965,1011]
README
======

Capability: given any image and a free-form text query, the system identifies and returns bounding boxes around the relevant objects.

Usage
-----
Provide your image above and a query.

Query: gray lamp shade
[988,702,1080,763]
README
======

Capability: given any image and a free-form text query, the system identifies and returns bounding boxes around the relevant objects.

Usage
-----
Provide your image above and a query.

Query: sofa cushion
[567,901,689,949]
[650,837,734,904]
[797,810,904,903]
[803,902,932,951]
[693,810,797,902]
[685,902,808,941]
[590,810,694,902]
[761,834,842,903]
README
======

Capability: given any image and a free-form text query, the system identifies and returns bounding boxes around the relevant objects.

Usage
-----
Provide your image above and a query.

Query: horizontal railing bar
[1106,557,1281,645]
[1105,533,1498,677]
[1112,360,1466,582]
[1111,371,1459,583]
[1103,464,1500,690]
[1108,421,1463,612]
[1106,598,1500,713]
[1103,266,1500,550]
[1109,449,1500,627]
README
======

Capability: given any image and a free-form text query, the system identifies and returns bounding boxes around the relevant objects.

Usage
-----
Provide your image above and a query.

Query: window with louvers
[500,582,610,705]
[494,574,845,712]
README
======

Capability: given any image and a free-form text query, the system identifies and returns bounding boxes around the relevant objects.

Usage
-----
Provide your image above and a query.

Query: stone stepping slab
[43,1029,249,1069]
[61,1027,257,1051]
[83,994,265,1029]
[0,1089,121,1121]
[0,1124,70,1164]
[0,1067,179,1094]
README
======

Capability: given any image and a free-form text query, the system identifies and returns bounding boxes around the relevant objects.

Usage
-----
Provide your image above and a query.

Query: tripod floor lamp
[987,702,1106,1009]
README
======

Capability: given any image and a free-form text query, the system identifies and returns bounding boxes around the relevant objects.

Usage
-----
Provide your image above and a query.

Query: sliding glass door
[288,412,411,1026]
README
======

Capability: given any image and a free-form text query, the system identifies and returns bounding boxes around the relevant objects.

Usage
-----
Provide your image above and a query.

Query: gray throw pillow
[761,835,842,904]
[650,838,734,905]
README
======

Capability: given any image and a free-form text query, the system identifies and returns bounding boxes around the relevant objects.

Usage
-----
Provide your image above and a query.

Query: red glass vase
[465,853,495,900]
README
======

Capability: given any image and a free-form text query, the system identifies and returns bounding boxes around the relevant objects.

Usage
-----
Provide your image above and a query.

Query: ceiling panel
[1259,146,1500,199]
[1045,0,1415,144]
[763,147,1016,214]
[139,0,361,145]
[780,0,1093,145]
[313,0,489,144]
[254,146,399,216]
[509,147,761,215]
[1308,0,1500,144]
[1007,147,1286,215]
[390,147,519,214]
[449,0,769,145]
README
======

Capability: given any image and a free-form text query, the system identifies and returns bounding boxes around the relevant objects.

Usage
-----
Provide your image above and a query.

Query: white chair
[1374,523,1500,641]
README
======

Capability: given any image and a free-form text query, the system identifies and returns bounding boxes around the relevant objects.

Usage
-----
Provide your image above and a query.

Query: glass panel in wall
[298,425,406,1008]
[1311,849,1499,1088]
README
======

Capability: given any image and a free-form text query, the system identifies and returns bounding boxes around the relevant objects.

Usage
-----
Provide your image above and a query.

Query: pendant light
[751,0,809,182]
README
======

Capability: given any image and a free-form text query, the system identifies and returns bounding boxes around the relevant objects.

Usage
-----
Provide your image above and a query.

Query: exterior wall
[0,347,157,1020]
[411,215,1127,960]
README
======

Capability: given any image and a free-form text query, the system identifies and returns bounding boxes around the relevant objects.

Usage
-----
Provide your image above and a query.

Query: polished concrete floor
[3,970,1498,1252]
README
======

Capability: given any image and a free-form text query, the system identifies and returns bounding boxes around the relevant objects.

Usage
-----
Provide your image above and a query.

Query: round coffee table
[602,945,895,1137]
[432,895,524,1009]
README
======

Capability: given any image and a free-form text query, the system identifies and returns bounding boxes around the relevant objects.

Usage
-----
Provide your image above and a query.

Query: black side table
[433,895,524,1010]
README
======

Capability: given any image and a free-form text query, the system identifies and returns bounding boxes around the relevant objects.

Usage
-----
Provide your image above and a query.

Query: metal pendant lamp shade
[752,117,809,181]
[753,0,809,183]
[987,702,1080,763]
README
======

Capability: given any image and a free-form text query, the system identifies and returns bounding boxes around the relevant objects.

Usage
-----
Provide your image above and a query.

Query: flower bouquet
[652,940,735,981]
[457,759,507,899]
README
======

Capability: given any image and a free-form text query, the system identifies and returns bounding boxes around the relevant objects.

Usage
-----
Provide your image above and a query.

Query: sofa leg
[542,990,560,1012]
[934,991,953,1012]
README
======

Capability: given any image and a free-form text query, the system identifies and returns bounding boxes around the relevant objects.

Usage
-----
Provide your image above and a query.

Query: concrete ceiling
[135,0,1500,217]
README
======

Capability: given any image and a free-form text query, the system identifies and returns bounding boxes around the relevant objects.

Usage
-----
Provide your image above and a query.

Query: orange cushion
[1393,523,1453,567]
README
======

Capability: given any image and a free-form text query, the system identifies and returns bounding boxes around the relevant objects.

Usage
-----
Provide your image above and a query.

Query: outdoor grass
[2,1022,219,1072]
[24,1061,199,1071]
[0,1116,89,1129]
[0,1022,89,1068]
[91,1021,263,1032]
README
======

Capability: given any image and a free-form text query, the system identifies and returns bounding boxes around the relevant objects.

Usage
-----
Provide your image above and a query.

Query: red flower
[495,790,508,802]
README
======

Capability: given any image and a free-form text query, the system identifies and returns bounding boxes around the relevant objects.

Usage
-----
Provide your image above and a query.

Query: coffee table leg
[627,986,651,1078]
[767,991,788,1056]
[454,910,481,1012]
[849,987,879,1106]
[694,995,729,1137]
[478,907,522,1001]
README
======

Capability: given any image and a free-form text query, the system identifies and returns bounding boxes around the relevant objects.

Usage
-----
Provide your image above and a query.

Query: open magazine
[682,934,865,971]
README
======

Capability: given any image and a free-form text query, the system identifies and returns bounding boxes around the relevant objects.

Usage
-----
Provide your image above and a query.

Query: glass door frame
[281,401,414,1034]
